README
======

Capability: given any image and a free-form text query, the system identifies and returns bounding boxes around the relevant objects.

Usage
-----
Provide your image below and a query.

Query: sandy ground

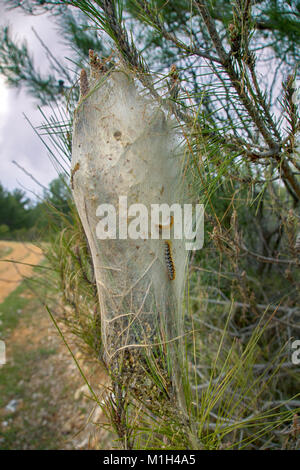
[2,296,111,449]
[0,241,43,303]
[0,240,112,449]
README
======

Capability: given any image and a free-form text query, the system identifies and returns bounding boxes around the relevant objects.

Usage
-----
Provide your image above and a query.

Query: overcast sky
[0,1,71,200]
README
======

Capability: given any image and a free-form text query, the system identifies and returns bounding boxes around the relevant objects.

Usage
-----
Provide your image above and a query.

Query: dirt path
[0,241,43,303]
[0,294,111,449]
[0,241,112,449]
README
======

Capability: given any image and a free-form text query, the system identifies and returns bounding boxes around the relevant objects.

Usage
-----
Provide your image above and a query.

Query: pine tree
[1,0,299,450]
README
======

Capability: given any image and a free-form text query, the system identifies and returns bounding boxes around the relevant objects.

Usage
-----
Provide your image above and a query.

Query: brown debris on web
[79,69,89,99]
[79,50,113,102]
[89,49,109,82]
[79,50,116,101]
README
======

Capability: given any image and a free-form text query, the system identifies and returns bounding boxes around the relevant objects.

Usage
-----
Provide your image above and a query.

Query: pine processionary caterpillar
[164,240,176,280]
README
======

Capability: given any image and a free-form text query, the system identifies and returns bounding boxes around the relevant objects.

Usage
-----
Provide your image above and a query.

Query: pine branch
[193,0,300,201]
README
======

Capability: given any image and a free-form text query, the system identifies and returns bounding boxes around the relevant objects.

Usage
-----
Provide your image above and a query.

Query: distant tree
[0,183,31,232]
[47,176,71,216]
[0,176,71,239]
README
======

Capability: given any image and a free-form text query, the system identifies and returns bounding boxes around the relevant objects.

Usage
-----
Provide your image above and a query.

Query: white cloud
[0,3,71,198]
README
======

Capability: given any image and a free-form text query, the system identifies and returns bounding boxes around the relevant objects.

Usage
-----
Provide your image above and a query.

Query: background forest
[0,177,70,240]
[0,0,299,450]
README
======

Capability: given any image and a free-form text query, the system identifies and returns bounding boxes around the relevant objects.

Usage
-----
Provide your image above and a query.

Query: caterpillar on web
[164,240,176,281]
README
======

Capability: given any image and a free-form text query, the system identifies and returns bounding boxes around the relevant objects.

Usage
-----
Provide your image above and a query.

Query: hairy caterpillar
[164,240,176,281]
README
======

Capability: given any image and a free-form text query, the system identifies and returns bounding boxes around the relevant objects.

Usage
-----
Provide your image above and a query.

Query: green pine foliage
[1,0,299,449]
